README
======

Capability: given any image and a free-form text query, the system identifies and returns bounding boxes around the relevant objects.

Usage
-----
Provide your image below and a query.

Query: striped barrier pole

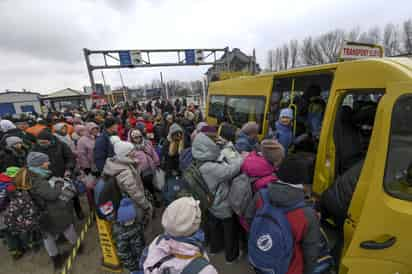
[61,213,95,274]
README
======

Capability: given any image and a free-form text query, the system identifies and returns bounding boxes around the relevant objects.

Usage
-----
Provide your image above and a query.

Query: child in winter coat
[141,197,218,274]
[246,156,321,274]
[274,108,294,154]
[112,198,145,274]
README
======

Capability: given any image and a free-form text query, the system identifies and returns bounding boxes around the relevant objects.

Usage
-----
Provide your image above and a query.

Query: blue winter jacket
[275,121,293,153]
[94,131,115,172]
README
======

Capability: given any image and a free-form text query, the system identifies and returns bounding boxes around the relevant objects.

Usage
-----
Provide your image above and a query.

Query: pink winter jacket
[130,141,160,173]
[241,151,278,191]
[143,236,218,274]
[76,135,96,170]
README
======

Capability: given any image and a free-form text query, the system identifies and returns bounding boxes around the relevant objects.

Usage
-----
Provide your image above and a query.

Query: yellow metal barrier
[95,214,122,273]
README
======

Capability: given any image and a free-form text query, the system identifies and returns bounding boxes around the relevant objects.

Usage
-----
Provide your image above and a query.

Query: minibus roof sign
[340,41,384,61]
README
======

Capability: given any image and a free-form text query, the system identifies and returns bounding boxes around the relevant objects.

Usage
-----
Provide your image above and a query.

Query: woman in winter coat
[32,129,75,178]
[192,132,243,263]
[128,129,159,192]
[0,137,28,172]
[53,123,76,153]
[26,152,79,270]
[76,122,99,172]
[142,197,218,274]
[76,122,99,208]
[32,129,84,219]
[103,141,153,225]
[161,123,185,176]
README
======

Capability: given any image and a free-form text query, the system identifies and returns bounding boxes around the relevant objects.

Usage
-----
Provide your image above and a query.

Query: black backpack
[94,175,122,220]
[182,160,214,213]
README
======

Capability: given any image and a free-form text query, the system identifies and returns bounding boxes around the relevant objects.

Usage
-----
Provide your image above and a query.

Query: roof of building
[43,88,85,98]
[0,90,41,96]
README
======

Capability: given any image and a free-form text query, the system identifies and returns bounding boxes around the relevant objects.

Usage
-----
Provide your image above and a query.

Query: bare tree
[274,47,283,71]
[383,23,401,56]
[317,30,345,63]
[403,19,412,54]
[368,26,382,44]
[289,40,299,68]
[267,49,274,71]
[301,37,317,65]
[347,27,361,41]
[282,44,290,70]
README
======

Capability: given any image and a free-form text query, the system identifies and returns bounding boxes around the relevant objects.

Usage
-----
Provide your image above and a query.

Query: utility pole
[118,70,127,102]
[160,72,168,100]
[101,71,114,105]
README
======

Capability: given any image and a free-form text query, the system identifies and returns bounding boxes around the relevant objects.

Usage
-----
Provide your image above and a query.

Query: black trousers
[208,212,239,262]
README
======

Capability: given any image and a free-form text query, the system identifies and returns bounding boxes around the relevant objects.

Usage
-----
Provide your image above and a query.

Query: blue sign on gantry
[185,49,196,65]
[119,51,132,66]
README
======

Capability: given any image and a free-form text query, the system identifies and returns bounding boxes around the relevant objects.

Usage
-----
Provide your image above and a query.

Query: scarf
[165,229,205,252]
[28,166,52,178]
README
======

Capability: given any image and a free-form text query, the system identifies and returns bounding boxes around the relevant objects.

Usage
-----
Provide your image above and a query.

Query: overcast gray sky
[0,0,411,93]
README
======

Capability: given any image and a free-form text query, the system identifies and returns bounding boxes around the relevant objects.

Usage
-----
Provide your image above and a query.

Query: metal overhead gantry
[83,47,229,94]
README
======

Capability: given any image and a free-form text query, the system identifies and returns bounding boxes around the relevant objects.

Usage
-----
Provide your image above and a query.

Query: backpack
[179,147,193,172]
[182,160,214,213]
[248,189,305,274]
[161,176,189,206]
[4,190,42,233]
[14,167,32,190]
[94,175,122,220]
[228,173,254,217]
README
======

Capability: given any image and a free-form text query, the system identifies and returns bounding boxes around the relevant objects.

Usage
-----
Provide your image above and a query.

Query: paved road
[0,199,254,274]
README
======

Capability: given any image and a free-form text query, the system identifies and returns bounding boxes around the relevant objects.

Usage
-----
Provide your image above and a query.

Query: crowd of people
[0,96,366,274]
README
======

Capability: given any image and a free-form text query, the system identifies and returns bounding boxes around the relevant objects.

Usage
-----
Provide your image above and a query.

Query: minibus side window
[384,95,412,201]
[226,96,266,133]
[208,95,226,120]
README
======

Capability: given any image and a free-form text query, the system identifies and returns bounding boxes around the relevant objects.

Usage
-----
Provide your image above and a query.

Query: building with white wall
[0,90,42,117]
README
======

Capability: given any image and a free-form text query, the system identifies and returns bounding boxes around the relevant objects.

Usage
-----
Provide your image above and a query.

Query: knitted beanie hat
[260,139,285,167]
[162,197,201,237]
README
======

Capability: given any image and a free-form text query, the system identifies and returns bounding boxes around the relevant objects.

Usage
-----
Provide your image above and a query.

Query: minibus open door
[340,82,412,274]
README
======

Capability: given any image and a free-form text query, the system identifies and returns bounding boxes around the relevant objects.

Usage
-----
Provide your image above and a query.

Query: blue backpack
[162,176,189,206]
[248,189,305,274]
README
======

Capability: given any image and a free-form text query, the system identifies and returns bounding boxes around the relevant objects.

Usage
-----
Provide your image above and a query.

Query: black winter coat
[0,147,27,172]
[320,159,364,227]
[161,139,180,176]
[29,172,75,234]
[32,138,75,177]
